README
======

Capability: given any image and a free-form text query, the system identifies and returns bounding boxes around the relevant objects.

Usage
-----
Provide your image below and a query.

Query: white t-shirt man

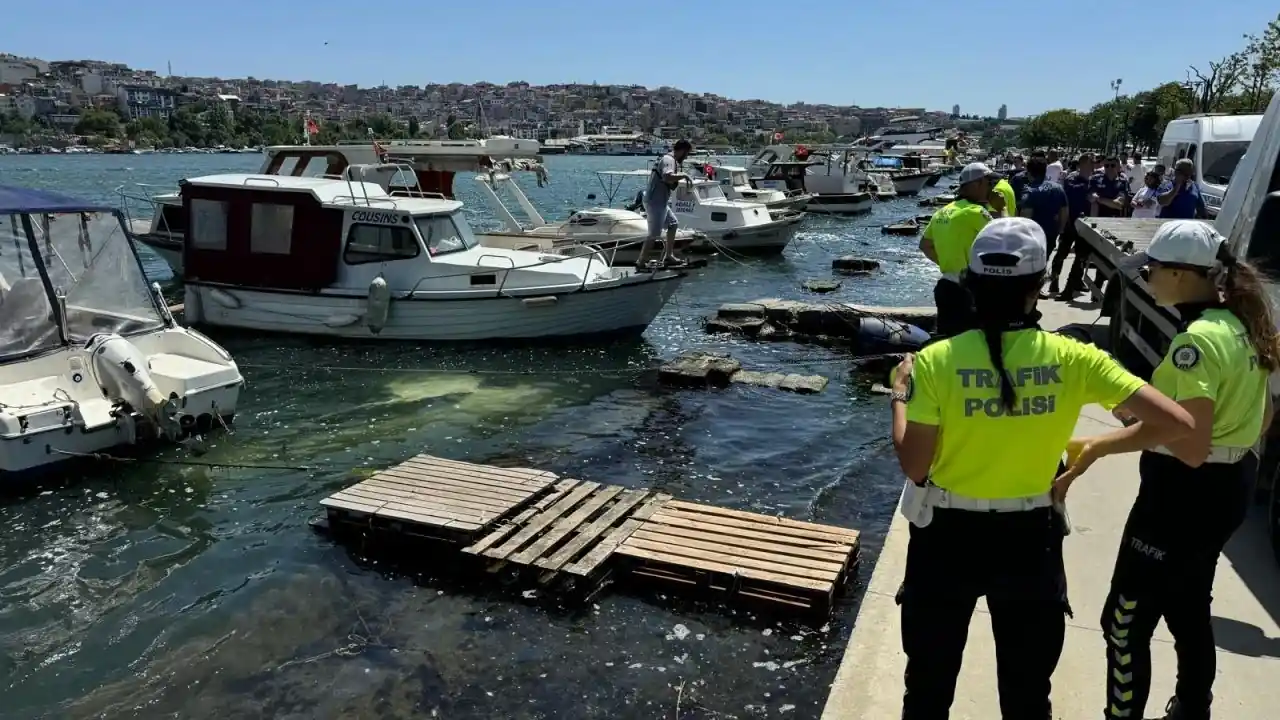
[1126,159,1148,194]
[1130,185,1160,218]
[1045,159,1064,183]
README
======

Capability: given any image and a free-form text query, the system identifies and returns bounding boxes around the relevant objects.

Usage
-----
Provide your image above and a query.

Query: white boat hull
[891,173,931,196]
[694,214,803,253]
[805,194,874,215]
[183,275,684,341]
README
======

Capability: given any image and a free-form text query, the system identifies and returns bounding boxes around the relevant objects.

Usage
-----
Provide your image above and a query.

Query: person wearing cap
[919,162,999,337]
[1054,220,1278,720]
[889,218,1192,719]
[1157,158,1207,220]
[635,138,694,270]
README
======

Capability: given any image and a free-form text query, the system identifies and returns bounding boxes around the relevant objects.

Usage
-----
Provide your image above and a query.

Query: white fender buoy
[365,276,391,334]
[208,288,241,309]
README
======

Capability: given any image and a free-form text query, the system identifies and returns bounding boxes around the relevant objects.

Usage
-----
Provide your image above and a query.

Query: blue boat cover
[872,157,903,168]
[0,185,113,214]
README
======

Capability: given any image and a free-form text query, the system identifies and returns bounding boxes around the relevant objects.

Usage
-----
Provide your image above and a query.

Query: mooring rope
[47,447,313,471]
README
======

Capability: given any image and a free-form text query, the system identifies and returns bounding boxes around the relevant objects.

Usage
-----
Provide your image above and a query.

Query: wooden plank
[380,465,549,498]
[643,513,851,553]
[378,503,475,529]
[321,495,384,514]
[650,507,857,545]
[358,477,522,514]
[616,544,833,594]
[483,481,600,560]
[661,499,861,541]
[629,567,814,609]
[621,536,838,583]
[508,486,625,566]
[628,527,847,574]
[628,523,850,564]
[403,455,556,484]
[336,485,492,523]
[463,479,578,555]
[565,493,671,577]
[534,489,652,572]
[373,467,536,502]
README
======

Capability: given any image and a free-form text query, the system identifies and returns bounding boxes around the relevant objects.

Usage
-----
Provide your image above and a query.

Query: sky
[2,1,1276,117]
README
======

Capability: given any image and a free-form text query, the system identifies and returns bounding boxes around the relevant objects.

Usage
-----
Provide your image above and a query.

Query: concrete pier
[822,299,1280,719]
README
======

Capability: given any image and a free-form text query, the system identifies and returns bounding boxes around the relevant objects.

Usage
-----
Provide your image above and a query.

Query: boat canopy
[1,185,166,362]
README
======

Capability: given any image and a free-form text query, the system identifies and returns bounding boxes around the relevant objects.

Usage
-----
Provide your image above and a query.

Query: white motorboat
[595,170,804,254]
[701,164,811,215]
[0,185,243,475]
[176,172,683,341]
[748,146,873,215]
[119,138,700,270]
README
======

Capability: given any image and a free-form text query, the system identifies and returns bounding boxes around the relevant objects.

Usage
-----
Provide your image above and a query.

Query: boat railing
[115,182,179,236]
[330,195,401,208]
[242,177,281,188]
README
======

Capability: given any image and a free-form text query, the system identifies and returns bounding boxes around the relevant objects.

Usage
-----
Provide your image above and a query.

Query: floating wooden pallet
[320,454,558,541]
[461,480,671,587]
[615,499,860,613]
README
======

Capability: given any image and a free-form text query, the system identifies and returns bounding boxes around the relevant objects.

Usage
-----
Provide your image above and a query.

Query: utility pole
[1103,78,1123,154]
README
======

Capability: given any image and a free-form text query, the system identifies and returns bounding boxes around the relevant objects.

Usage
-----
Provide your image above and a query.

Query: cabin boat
[700,164,811,215]
[0,185,242,475]
[592,171,803,254]
[748,147,874,215]
[176,172,683,341]
[119,138,699,270]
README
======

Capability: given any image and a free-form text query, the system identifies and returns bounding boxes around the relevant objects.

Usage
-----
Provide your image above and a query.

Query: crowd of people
[900,160,1275,719]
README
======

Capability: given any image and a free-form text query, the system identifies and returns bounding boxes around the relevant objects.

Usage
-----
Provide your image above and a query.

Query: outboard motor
[86,333,180,439]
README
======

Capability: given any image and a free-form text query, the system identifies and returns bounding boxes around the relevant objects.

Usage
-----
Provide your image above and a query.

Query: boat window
[416,214,478,257]
[189,199,228,250]
[0,218,58,360]
[249,203,294,255]
[157,203,186,234]
[696,184,725,200]
[34,212,165,346]
[731,172,749,186]
[711,211,728,222]
[344,223,421,265]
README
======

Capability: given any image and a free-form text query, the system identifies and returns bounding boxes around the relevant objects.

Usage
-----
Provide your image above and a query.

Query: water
[0,153,943,719]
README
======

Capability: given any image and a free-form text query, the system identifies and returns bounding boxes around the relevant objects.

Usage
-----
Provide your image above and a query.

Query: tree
[407,116,420,137]
[1019,108,1085,150]
[73,109,121,138]
[1240,13,1280,111]
[1189,52,1248,112]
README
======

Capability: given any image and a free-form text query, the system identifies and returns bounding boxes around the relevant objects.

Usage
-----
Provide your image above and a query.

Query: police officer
[919,162,999,337]
[890,217,1193,719]
[1054,220,1278,720]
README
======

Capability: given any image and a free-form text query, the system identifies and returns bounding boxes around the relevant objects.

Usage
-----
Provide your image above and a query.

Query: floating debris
[705,299,934,349]
[657,351,829,394]
[831,256,881,274]
[801,278,842,294]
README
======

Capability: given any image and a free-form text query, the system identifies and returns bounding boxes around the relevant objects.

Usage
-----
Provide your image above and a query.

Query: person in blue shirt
[1017,155,1069,277]
[1090,156,1131,218]
[1158,159,1208,219]
[1008,154,1029,199]
[1047,153,1096,298]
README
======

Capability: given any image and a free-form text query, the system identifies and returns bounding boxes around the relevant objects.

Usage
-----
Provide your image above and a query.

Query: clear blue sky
[2,1,1275,116]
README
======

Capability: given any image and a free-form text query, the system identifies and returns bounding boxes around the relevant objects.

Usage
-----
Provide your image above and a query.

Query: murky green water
[0,153,941,719]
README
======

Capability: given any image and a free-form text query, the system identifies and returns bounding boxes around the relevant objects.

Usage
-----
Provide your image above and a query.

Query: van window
[1200,141,1251,185]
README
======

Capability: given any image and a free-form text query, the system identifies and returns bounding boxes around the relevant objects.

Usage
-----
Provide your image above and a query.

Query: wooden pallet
[461,480,671,587]
[615,499,860,613]
[320,454,558,541]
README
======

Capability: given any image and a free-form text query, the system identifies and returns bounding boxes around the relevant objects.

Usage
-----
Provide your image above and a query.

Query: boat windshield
[416,213,479,257]
[730,171,750,186]
[696,184,726,201]
[1,211,164,361]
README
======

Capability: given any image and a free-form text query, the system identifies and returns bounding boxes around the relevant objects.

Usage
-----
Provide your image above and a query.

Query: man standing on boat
[635,139,695,270]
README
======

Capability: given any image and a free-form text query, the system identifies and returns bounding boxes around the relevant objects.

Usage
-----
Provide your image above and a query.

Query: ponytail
[964,270,1047,412]
[1217,244,1280,372]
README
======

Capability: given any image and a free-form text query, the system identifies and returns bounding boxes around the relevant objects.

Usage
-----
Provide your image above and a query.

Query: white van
[1157,112,1263,217]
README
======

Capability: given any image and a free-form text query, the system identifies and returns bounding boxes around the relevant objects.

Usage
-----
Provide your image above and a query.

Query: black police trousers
[932,278,973,339]
[898,506,1070,719]
[1101,451,1254,720]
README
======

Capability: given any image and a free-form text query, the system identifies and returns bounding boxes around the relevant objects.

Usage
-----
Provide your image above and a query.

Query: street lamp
[1104,78,1123,154]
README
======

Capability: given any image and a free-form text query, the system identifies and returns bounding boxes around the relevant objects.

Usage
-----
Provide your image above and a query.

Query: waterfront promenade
[822,299,1280,719]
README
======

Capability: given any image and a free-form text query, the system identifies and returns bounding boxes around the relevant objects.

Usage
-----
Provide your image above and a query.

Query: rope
[47,447,313,471]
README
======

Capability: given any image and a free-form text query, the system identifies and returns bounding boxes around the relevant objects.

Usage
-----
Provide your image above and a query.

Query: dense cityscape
[0,54,1016,152]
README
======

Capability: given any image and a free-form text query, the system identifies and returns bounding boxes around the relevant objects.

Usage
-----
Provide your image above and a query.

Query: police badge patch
[1172,344,1201,370]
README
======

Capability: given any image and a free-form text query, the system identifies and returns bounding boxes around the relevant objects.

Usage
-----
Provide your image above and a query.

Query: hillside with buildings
[0,54,1006,149]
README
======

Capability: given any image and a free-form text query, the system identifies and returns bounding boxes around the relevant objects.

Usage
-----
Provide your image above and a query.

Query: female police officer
[1054,220,1278,720]
[889,217,1194,719]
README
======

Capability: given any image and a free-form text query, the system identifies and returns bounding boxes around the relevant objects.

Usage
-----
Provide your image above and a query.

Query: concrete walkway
[822,300,1280,719]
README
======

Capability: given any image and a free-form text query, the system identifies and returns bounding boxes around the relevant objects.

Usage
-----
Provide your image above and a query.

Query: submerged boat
[0,185,243,475]
[748,146,874,215]
[176,171,684,341]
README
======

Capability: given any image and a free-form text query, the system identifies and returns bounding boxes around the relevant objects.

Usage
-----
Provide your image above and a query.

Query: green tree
[407,116,420,137]
[1240,14,1280,111]
[74,109,121,138]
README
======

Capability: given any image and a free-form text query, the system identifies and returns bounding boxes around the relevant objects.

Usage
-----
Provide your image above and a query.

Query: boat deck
[320,454,860,615]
